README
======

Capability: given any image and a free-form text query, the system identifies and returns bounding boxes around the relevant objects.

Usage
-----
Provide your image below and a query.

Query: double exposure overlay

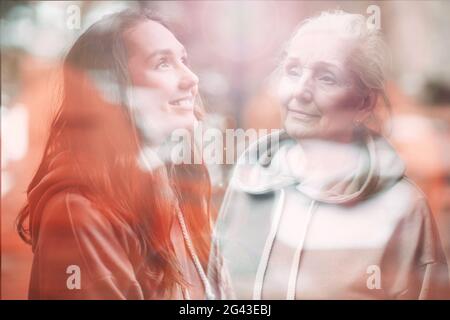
[1,1,450,300]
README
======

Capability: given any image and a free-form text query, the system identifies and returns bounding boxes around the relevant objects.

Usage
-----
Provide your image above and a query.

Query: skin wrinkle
[278,30,376,144]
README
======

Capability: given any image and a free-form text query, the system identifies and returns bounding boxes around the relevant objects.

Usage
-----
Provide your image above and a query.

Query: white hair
[279,10,392,114]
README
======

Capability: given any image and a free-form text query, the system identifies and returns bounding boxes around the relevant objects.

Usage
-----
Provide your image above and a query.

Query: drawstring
[253,190,316,300]
[176,208,215,300]
[253,189,286,299]
[286,200,316,300]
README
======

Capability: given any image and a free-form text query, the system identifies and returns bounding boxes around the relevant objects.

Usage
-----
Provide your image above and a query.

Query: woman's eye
[286,65,302,77]
[318,74,337,85]
[155,59,171,70]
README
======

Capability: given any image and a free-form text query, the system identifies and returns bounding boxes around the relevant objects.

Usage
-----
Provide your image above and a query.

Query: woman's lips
[286,107,320,120]
[168,97,195,111]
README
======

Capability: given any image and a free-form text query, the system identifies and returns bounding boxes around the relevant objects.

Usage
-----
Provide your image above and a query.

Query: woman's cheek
[276,77,293,106]
[315,87,356,116]
[143,71,168,88]
[128,86,165,115]
[318,116,332,134]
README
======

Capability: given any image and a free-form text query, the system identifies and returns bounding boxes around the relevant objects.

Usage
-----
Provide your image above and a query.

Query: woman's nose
[293,71,313,103]
[179,65,199,91]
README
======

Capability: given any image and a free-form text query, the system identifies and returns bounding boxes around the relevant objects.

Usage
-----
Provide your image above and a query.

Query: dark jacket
[27,152,215,299]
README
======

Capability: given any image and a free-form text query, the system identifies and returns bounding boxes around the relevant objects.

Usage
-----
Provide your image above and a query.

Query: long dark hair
[16,8,212,296]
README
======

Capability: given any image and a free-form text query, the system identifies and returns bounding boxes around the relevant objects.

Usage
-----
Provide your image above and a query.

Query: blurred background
[1,0,450,299]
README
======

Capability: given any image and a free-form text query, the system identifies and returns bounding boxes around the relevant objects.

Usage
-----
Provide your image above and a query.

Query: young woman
[17,9,228,300]
[210,11,450,299]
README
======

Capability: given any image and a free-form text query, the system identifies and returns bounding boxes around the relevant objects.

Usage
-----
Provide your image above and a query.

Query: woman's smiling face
[124,20,199,145]
[277,30,370,142]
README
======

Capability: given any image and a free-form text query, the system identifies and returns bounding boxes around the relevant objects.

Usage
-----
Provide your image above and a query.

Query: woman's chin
[177,117,197,133]
[284,119,320,140]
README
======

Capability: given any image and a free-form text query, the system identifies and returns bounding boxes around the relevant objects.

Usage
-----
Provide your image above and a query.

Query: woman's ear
[354,90,377,124]
[362,90,378,113]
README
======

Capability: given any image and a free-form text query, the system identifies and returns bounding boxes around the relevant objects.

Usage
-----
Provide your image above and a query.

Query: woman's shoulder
[37,189,142,258]
[32,190,145,299]
[382,176,435,225]
[391,176,429,206]
[41,190,111,228]
[38,190,135,247]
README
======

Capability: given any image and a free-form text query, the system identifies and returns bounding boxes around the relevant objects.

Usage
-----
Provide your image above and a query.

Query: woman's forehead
[124,20,184,58]
[287,31,356,68]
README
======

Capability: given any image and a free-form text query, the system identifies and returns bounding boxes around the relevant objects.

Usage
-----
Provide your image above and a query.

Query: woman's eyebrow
[146,47,188,61]
[285,56,301,64]
[146,49,173,61]
[313,61,343,73]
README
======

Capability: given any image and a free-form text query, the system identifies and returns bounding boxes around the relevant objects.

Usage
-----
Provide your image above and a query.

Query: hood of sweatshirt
[231,129,405,204]
[27,151,85,252]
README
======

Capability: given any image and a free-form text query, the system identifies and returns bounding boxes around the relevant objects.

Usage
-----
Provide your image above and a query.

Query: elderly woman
[209,11,450,299]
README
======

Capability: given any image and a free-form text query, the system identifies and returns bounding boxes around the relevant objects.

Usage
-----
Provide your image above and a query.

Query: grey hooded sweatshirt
[208,129,450,299]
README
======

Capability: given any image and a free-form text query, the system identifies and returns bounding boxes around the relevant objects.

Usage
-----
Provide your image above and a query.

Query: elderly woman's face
[277,31,368,141]
[125,20,199,145]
